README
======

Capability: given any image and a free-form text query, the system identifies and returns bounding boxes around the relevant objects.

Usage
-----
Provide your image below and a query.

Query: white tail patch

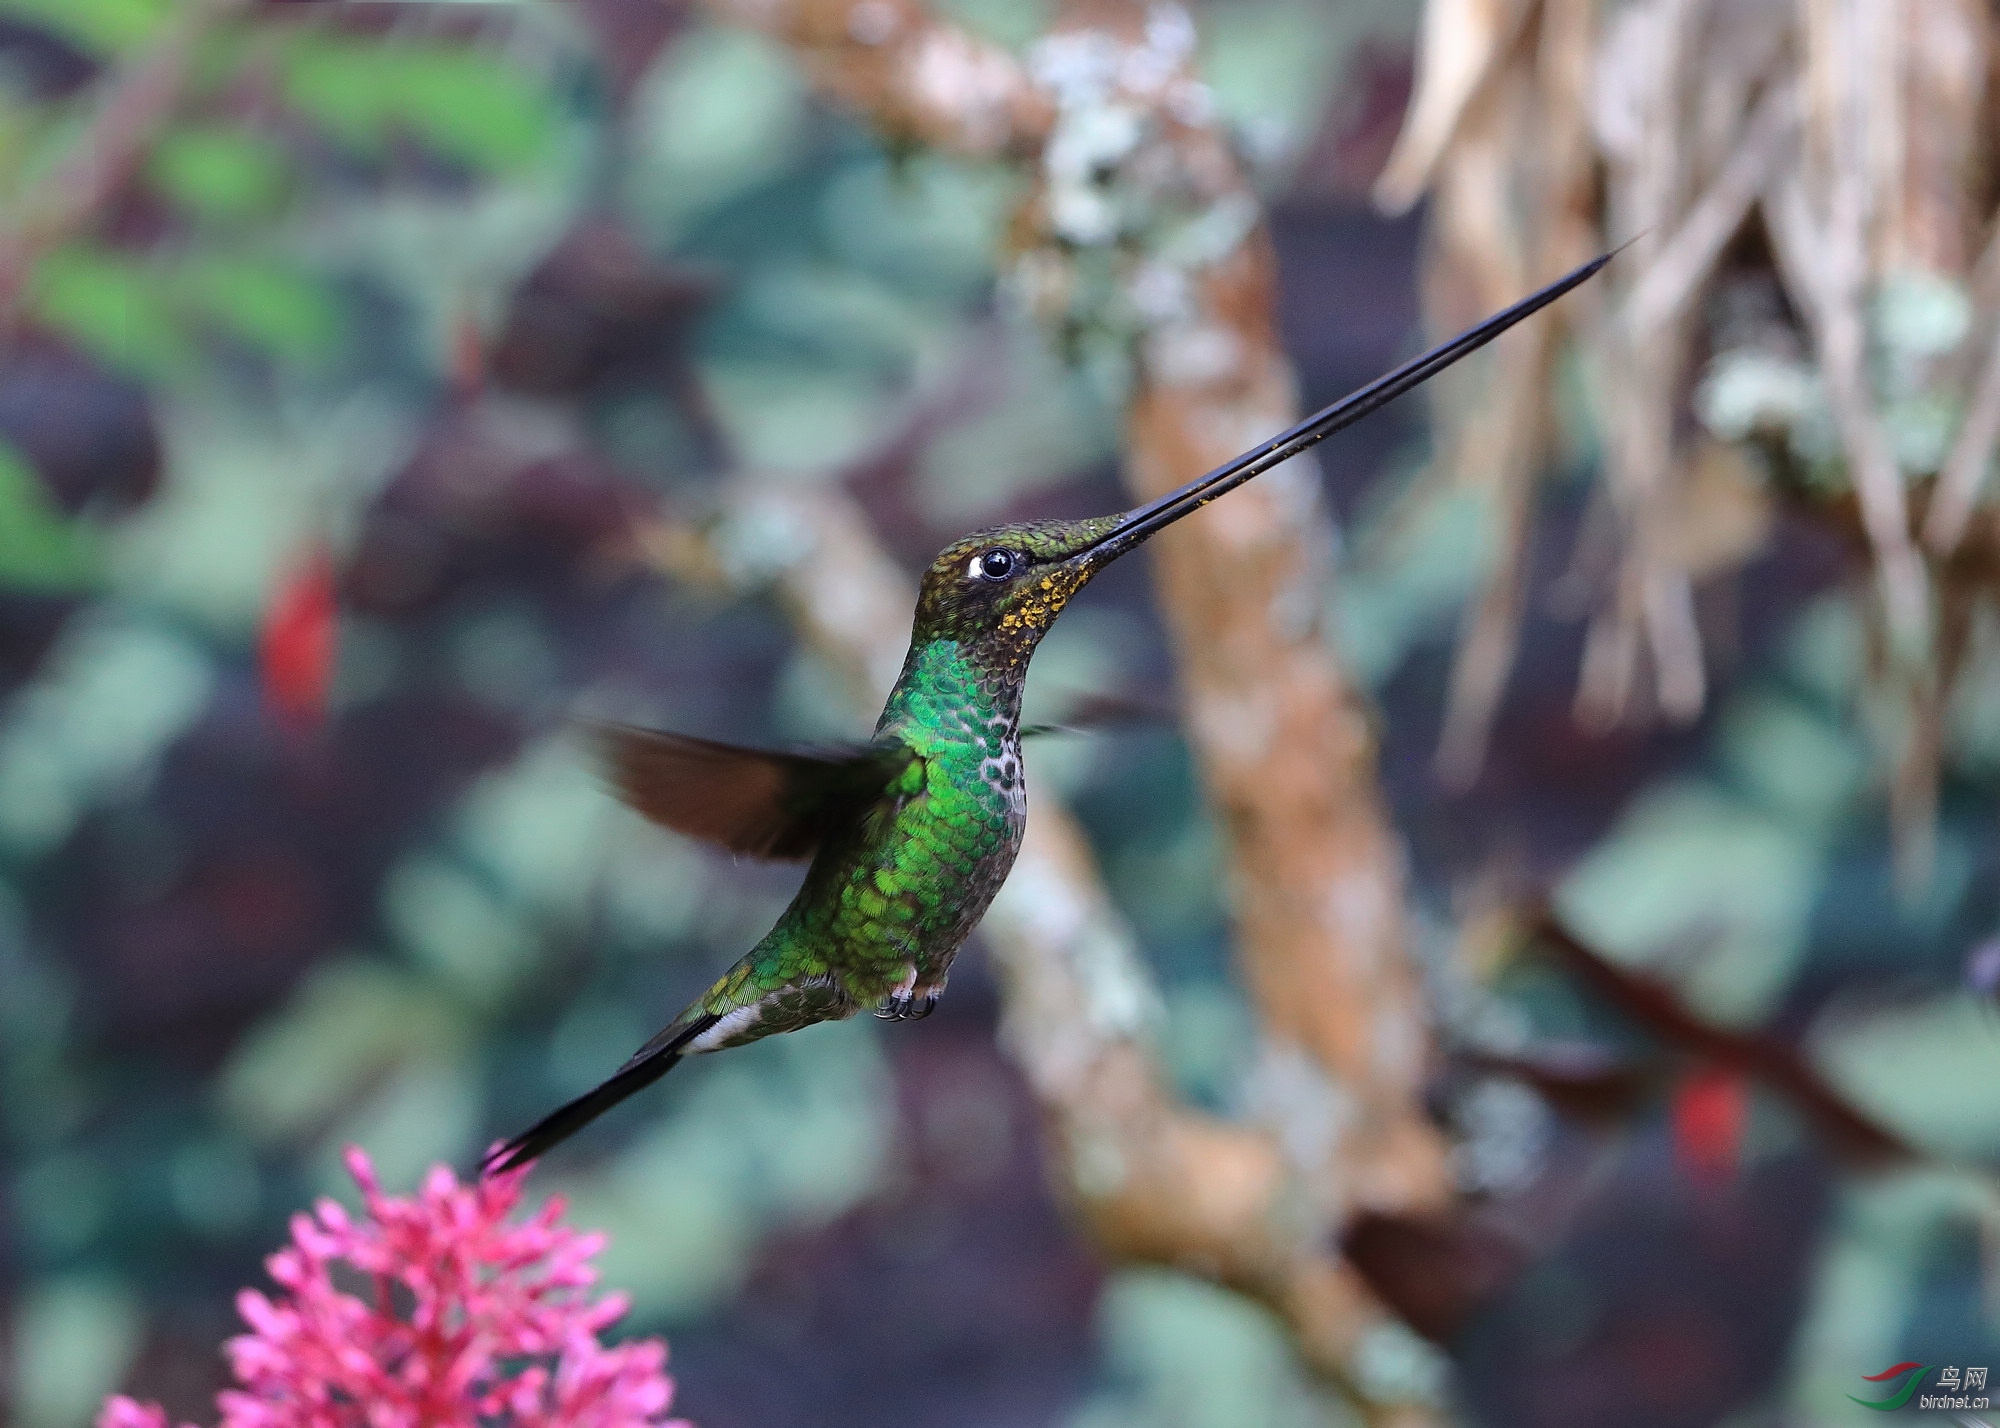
[685,1003,763,1054]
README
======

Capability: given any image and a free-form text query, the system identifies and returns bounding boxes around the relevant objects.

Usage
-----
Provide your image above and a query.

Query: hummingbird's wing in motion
[593,722,920,860]
[487,722,920,1172]
[1018,688,1176,738]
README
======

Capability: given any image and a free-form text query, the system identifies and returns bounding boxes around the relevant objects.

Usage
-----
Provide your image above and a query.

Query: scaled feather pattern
[99,1147,688,1428]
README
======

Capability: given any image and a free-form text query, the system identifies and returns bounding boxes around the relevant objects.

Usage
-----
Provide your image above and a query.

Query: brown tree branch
[1523,911,1922,1172]
[1427,0,1598,768]
[1032,0,1451,1224]
[1925,320,2000,555]
[1434,318,1554,782]
[697,0,1051,157]
[1124,251,1452,1217]
[0,0,252,315]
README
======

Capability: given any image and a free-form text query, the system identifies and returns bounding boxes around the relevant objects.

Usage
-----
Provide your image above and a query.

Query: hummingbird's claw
[875,991,940,1021]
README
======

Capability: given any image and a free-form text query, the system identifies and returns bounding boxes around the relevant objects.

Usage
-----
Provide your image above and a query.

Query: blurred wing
[1019,689,1177,739]
[593,721,920,860]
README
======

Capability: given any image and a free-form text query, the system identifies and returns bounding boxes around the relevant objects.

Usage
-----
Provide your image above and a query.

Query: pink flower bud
[100,1149,687,1428]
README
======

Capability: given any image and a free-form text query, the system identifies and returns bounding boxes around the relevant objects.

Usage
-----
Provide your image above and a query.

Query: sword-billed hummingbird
[485,253,1610,1173]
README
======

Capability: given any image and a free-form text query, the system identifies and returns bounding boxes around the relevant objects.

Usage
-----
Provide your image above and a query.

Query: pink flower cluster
[101,1148,687,1428]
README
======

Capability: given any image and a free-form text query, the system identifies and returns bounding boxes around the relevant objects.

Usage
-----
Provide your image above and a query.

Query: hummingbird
[484,252,1611,1174]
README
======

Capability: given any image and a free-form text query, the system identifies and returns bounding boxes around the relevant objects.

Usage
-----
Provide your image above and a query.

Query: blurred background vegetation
[0,0,1995,1425]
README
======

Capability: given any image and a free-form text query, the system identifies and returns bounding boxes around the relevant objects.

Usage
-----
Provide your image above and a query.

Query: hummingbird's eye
[973,548,1018,581]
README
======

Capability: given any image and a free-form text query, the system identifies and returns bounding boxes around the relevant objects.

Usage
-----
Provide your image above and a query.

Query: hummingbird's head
[910,516,1126,665]
[908,456,1311,665]
[905,251,1616,670]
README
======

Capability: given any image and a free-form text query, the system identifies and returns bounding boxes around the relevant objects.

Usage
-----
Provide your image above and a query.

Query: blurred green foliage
[282,34,558,170]
[0,0,173,57]
[0,439,99,590]
[145,124,291,223]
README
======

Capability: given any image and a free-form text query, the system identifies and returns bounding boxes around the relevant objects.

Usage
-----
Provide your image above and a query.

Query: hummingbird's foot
[874,991,940,1021]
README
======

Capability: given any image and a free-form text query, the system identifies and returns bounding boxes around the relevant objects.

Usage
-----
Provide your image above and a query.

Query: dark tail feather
[483,1014,718,1176]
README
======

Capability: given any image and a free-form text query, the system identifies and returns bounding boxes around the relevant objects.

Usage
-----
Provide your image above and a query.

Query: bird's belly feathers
[788,731,1025,994]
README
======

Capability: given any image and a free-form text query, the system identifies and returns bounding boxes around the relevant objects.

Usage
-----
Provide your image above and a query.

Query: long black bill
[1085,249,1613,563]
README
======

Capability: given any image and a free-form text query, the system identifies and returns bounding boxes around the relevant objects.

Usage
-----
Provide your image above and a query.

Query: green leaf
[0,438,99,593]
[146,124,291,222]
[30,243,341,375]
[277,38,392,152]
[177,253,340,362]
[0,0,170,56]
[218,958,467,1144]
[281,36,555,170]
[391,46,555,171]
[1814,996,2000,1157]
[1557,779,1821,1024]
[27,244,187,378]
[9,1277,144,1428]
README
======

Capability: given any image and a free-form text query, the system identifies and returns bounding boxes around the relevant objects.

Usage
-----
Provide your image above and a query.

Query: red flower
[260,543,337,729]
[1672,1064,1748,1182]
[101,1148,688,1428]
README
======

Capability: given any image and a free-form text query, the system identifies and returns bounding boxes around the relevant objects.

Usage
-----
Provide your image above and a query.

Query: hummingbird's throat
[995,566,1090,647]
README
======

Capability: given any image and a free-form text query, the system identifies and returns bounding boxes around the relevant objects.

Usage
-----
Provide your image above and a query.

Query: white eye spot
[971,548,1018,581]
